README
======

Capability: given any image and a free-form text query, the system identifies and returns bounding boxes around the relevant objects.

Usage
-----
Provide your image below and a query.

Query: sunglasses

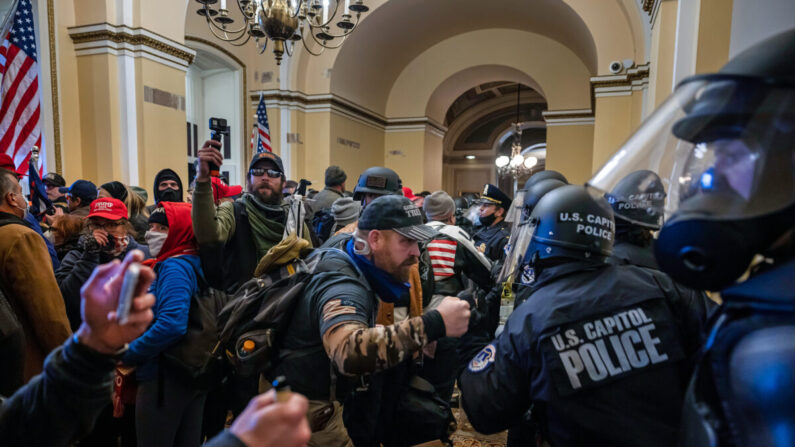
[249,168,282,179]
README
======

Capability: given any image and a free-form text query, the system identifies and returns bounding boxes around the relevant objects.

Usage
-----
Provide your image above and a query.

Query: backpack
[312,208,336,244]
[161,272,231,389]
[216,247,351,377]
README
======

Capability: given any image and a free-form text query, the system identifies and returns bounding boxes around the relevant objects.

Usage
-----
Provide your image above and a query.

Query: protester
[283,179,298,196]
[193,141,311,292]
[43,172,68,212]
[274,195,471,446]
[49,214,85,261]
[55,198,150,331]
[330,197,360,234]
[311,165,346,213]
[210,176,243,205]
[0,168,71,388]
[146,169,184,214]
[99,181,149,242]
[120,202,207,447]
[60,179,97,218]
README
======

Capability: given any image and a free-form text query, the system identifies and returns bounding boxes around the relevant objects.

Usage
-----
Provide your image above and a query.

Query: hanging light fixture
[196,0,369,65]
[496,84,537,179]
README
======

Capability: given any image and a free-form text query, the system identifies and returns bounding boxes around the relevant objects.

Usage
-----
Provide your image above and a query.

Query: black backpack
[161,272,231,389]
[216,248,355,377]
[312,209,336,244]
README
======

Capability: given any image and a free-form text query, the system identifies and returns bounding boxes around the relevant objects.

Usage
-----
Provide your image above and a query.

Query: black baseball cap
[43,172,66,187]
[358,195,436,241]
[248,151,285,174]
[60,179,98,203]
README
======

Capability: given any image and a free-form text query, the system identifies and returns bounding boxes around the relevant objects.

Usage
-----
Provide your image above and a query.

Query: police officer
[472,184,511,262]
[459,185,714,447]
[605,170,665,269]
[589,29,795,447]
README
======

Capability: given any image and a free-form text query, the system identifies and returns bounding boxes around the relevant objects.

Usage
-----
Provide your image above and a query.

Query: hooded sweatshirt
[152,168,184,204]
[122,202,202,381]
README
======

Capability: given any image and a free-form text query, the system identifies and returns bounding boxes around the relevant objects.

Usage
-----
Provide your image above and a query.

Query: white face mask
[145,230,168,257]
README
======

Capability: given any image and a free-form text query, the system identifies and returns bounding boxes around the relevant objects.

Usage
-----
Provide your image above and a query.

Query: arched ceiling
[326,0,599,114]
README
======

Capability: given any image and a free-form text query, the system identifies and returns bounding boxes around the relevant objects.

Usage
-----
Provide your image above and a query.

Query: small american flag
[0,0,45,175]
[428,239,457,280]
[251,94,271,153]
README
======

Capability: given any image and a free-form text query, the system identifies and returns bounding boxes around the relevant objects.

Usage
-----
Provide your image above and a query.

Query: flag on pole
[0,0,45,176]
[251,94,272,153]
[28,146,51,217]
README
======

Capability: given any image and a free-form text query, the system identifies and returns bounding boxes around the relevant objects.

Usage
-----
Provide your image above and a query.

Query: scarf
[243,193,289,259]
[345,238,410,304]
[141,202,197,268]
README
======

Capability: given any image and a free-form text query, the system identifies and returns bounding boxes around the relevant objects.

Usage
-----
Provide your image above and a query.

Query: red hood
[145,201,197,267]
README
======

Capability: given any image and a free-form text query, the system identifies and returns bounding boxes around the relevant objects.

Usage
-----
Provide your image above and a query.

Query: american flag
[251,94,271,153]
[0,0,44,176]
[427,239,457,280]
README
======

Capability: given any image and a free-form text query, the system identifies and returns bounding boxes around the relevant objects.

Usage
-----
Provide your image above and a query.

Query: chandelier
[495,86,537,178]
[196,0,370,65]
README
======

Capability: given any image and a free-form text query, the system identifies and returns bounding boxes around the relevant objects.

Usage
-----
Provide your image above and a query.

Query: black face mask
[158,188,180,203]
[479,213,497,228]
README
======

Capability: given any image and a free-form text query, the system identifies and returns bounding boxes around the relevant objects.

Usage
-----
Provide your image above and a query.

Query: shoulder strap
[429,222,492,270]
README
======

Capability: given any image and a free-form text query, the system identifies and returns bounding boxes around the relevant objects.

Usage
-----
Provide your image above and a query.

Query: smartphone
[116,263,141,325]
[208,117,229,178]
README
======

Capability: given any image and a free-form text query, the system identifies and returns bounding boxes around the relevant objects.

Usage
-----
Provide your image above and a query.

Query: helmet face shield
[497,219,537,284]
[589,74,795,223]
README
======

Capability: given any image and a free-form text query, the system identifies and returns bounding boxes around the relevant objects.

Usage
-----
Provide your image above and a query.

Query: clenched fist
[436,296,471,338]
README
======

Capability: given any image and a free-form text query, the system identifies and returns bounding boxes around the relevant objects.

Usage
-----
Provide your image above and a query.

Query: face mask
[145,230,168,257]
[479,213,497,228]
[12,191,28,218]
[158,188,180,203]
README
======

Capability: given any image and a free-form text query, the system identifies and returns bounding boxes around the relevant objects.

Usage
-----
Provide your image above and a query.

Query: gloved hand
[78,233,102,255]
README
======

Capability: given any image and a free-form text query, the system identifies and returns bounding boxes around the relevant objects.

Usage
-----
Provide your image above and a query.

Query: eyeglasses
[87,220,124,231]
[249,168,282,179]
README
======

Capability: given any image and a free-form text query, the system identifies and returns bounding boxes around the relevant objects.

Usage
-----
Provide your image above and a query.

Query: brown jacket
[0,217,72,381]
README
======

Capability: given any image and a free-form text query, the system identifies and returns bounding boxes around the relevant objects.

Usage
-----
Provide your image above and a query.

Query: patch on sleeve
[322,299,357,322]
[468,343,496,373]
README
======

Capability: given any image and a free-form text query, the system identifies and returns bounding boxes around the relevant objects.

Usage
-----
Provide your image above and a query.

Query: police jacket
[425,221,493,296]
[609,240,659,270]
[459,260,714,447]
[472,220,510,262]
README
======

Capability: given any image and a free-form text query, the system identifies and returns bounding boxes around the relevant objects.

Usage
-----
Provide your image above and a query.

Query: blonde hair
[125,185,149,218]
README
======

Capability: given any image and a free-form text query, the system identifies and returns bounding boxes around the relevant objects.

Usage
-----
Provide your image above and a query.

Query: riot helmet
[524,185,615,264]
[498,178,568,284]
[522,170,568,191]
[352,167,403,201]
[605,170,666,230]
[588,28,795,290]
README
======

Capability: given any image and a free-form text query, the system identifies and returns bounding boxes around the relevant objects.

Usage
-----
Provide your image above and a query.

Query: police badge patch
[468,344,496,373]
[478,243,487,253]
[520,264,535,285]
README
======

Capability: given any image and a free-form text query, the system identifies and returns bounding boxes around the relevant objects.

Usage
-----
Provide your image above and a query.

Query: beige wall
[591,95,635,173]
[385,131,425,191]
[648,0,679,108]
[423,132,444,192]
[695,0,733,74]
[545,124,595,185]
[329,114,385,186]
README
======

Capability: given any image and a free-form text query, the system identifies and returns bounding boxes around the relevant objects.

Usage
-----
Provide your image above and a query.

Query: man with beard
[272,195,472,446]
[145,169,184,214]
[192,140,311,292]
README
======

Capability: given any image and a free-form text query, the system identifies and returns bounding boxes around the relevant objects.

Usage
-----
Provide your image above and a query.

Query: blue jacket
[122,254,202,381]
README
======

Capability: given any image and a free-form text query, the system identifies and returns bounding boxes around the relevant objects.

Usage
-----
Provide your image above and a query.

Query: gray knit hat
[325,165,347,187]
[331,197,361,227]
[423,190,455,220]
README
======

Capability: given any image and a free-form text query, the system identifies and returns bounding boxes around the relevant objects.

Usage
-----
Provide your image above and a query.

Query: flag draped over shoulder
[251,94,272,154]
[0,0,45,176]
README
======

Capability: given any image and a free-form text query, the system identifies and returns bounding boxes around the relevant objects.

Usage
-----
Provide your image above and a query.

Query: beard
[252,181,284,205]
[374,250,418,282]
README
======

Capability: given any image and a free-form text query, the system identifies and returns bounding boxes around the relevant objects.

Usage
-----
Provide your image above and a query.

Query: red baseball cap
[211,177,243,203]
[402,186,418,201]
[88,198,129,220]
[0,153,17,173]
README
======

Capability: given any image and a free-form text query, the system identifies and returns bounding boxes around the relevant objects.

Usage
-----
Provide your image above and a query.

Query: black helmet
[522,178,567,221]
[454,196,470,210]
[352,167,402,201]
[525,185,615,262]
[522,170,568,191]
[590,29,795,290]
[605,170,666,230]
